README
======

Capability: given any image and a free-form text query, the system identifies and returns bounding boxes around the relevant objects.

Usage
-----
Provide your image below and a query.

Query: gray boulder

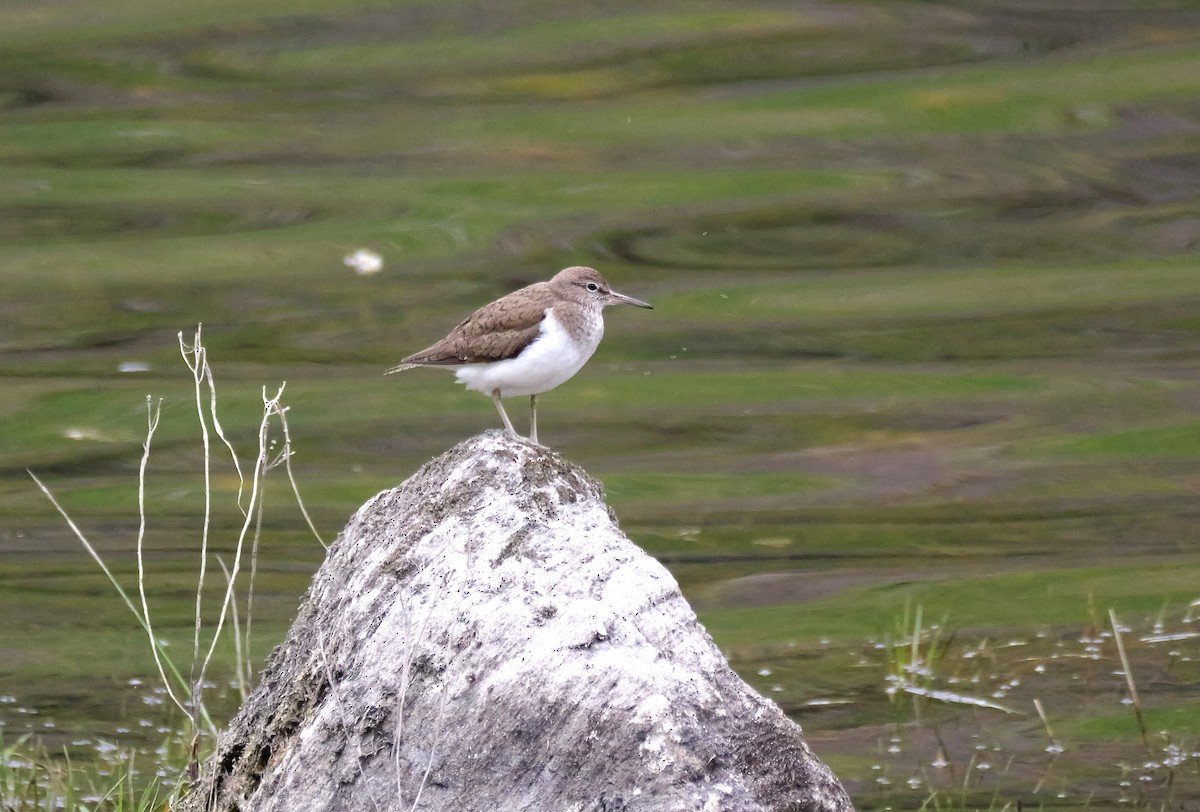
[182,432,853,812]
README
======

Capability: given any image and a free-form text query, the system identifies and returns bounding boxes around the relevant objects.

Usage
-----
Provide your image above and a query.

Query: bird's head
[555,266,653,310]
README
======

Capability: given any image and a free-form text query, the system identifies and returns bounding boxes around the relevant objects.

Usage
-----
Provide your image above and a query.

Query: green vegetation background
[2,1,1200,808]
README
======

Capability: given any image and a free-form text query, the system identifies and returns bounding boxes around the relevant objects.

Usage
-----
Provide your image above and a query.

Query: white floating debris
[900,685,1021,714]
[118,361,150,373]
[802,697,852,707]
[93,739,119,755]
[1142,631,1200,643]
[344,248,383,275]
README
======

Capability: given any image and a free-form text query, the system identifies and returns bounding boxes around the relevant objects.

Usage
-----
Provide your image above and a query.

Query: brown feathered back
[397,281,556,367]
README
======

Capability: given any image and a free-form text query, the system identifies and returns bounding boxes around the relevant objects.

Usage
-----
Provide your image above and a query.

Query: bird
[387,266,652,444]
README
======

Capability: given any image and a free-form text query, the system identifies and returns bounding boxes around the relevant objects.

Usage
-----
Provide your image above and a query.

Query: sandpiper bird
[387,266,652,444]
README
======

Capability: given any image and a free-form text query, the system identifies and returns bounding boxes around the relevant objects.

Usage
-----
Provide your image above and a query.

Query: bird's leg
[529,394,539,445]
[491,389,519,439]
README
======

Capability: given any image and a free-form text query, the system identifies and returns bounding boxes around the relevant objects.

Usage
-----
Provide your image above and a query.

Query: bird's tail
[385,362,420,375]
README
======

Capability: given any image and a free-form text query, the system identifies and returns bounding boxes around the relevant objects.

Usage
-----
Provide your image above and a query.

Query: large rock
[182,432,853,812]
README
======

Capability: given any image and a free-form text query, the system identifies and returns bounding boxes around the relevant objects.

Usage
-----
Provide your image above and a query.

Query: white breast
[454,308,604,398]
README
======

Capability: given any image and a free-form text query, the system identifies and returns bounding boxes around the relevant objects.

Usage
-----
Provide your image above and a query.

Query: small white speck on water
[344,248,383,275]
[118,361,150,373]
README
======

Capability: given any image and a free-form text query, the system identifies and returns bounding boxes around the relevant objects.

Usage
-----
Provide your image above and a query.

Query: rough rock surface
[181,432,853,812]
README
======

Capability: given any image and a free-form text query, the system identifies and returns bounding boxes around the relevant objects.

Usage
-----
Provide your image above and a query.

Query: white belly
[454,310,603,398]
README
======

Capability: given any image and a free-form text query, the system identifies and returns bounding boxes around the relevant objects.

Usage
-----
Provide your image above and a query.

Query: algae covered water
[2,1,1200,807]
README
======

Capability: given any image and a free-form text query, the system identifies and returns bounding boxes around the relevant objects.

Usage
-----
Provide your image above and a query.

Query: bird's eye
[586,282,600,292]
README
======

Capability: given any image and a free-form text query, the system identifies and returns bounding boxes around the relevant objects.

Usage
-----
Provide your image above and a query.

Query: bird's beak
[607,290,653,309]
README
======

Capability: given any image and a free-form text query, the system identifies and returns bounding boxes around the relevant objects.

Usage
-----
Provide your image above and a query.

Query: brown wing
[400,282,553,366]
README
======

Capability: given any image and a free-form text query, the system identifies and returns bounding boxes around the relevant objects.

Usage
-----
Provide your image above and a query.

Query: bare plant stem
[276,404,327,550]
[243,480,266,692]
[1109,608,1151,753]
[34,326,317,785]
[1034,698,1058,746]
[1032,697,1062,795]
[397,539,471,811]
[410,682,450,812]
[28,472,209,731]
[316,630,386,812]
[134,396,190,726]
[910,603,923,678]
[180,327,252,700]
[180,328,215,710]
[197,385,283,690]
[217,556,248,700]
